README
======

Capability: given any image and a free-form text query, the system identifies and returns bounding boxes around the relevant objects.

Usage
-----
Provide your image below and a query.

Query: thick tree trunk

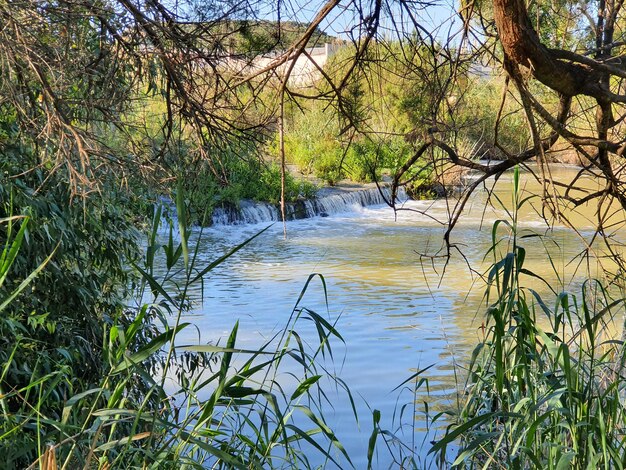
[492,0,603,99]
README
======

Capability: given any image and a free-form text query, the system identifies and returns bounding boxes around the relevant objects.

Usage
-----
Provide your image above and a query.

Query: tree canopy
[2,0,625,242]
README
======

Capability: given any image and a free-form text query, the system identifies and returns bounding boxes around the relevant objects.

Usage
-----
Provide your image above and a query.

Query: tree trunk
[492,0,601,99]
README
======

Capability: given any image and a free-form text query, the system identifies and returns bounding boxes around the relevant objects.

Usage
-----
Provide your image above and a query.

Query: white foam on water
[211,186,409,225]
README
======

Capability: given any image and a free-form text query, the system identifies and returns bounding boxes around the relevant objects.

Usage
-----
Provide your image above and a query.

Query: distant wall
[287,43,342,86]
[220,43,341,87]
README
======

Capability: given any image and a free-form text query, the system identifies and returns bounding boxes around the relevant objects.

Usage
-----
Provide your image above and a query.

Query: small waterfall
[212,185,408,225]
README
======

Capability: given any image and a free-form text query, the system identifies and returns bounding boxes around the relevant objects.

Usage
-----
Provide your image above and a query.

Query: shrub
[182,142,316,224]
[0,152,158,467]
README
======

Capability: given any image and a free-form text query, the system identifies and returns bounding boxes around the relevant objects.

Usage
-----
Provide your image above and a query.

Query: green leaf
[367,409,380,469]
[429,413,497,455]
[223,386,265,398]
[555,451,576,470]
[291,375,322,401]
[177,430,249,469]
[95,431,152,451]
[296,404,353,466]
[179,344,273,355]
[284,424,344,468]
[189,226,271,285]
[0,216,29,288]
[132,263,177,306]
[112,323,189,374]
[392,365,434,392]
[0,243,58,314]
[62,388,105,424]
[176,181,189,268]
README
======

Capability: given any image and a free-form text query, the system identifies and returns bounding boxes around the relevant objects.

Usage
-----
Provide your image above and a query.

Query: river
[164,164,624,468]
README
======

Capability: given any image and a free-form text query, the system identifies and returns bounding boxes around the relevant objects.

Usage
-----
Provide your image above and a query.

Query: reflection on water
[157,165,626,468]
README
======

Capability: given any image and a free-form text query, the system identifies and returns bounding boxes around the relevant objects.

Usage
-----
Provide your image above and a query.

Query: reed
[432,167,626,469]
[1,190,355,469]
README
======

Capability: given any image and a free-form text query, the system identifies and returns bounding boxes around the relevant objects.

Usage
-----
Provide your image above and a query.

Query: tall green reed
[5,188,355,469]
[432,167,626,469]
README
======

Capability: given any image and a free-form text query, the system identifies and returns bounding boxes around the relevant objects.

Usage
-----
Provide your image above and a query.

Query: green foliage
[456,76,531,158]
[0,108,171,467]
[433,168,626,468]
[282,103,343,184]
[349,137,419,182]
[526,0,592,49]
[218,20,336,56]
[0,163,158,467]
[282,94,421,185]
[183,143,316,224]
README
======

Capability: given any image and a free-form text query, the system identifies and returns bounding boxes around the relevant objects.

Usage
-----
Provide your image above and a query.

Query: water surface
[166,165,625,468]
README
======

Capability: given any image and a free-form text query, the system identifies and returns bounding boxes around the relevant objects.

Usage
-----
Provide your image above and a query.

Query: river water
[166,165,624,468]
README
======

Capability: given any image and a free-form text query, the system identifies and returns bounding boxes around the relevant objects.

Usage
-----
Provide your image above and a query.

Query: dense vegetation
[2,0,626,467]
[216,20,336,56]
[432,170,626,468]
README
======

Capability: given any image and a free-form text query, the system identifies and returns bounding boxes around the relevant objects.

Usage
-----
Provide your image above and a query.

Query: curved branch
[493,0,622,102]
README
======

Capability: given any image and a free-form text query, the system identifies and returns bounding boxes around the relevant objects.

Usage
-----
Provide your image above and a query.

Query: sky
[256,0,461,42]
[164,0,464,47]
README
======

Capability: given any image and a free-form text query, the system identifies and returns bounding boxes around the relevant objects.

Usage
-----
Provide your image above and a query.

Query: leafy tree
[272,0,626,256]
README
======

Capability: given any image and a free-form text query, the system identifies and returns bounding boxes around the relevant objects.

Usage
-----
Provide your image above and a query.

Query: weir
[211,185,408,225]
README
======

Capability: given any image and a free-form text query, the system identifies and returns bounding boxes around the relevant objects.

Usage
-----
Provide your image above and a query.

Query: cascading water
[211,185,408,225]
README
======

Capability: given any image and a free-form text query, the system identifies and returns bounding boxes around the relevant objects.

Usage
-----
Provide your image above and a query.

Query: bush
[455,75,531,158]
[282,94,430,186]
[183,145,317,224]
[282,104,345,184]
[349,137,420,182]
[0,150,160,467]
